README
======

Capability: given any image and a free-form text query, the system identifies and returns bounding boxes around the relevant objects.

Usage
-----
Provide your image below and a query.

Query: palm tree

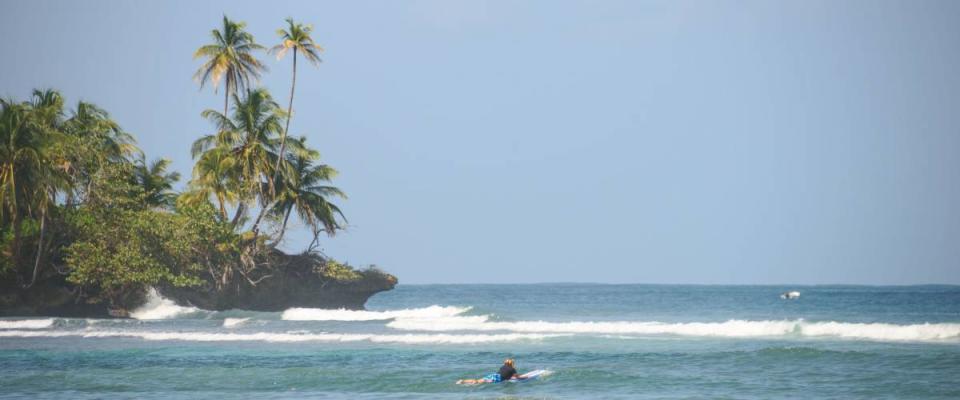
[183,147,237,219]
[270,137,345,244]
[0,99,43,224]
[269,18,323,194]
[132,155,180,209]
[193,16,267,118]
[0,90,65,287]
[64,102,137,161]
[25,91,70,287]
[191,88,283,227]
[60,101,139,204]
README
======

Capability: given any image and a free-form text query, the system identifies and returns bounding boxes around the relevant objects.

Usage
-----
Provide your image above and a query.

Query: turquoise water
[1,284,959,399]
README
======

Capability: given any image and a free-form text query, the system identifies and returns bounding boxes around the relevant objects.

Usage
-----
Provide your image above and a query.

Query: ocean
[1,284,958,399]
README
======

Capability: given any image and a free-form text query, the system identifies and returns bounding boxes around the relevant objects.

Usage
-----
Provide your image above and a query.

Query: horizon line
[390,282,960,287]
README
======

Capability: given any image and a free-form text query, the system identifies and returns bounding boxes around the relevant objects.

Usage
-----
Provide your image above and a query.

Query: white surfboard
[456,369,552,385]
[512,369,550,381]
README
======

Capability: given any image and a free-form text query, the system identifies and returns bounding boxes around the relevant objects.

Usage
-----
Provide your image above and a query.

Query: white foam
[281,305,471,321]
[0,330,558,344]
[223,318,250,328]
[389,318,797,337]
[0,319,55,329]
[387,318,960,343]
[801,321,960,342]
[129,288,201,320]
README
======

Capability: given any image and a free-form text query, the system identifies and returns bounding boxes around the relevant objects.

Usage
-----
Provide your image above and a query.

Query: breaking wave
[0,329,558,344]
[281,305,471,321]
[129,288,201,320]
[222,318,250,328]
[0,319,56,329]
[6,295,958,344]
[387,317,960,343]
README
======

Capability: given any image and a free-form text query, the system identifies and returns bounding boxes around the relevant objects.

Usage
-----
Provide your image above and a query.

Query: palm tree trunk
[271,47,298,197]
[27,207,46,288]
[251,204,268,237]
[221,264,231,289]
[9,172,20,271]
[11,211,20,277]
[216,192,227,220]
[276,206,293,243]
[255,49,298,241]
[224,86,230,121]
[231,202,246,227]
[250,175,271,236]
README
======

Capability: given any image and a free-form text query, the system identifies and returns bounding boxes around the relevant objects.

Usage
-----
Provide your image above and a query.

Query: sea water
[1,284,958,399]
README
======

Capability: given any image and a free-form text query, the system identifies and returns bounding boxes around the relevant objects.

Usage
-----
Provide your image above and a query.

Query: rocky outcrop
[159,254,397,312]
[0,276,124,318]
[0,253,396,318]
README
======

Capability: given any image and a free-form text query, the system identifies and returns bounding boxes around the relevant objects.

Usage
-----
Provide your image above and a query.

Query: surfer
[456,358,518,385]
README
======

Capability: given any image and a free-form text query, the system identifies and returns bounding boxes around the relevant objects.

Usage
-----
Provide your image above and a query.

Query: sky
[1,0,959,284]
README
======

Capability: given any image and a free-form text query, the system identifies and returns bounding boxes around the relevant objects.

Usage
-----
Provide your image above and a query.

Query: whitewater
[2,284,958,399]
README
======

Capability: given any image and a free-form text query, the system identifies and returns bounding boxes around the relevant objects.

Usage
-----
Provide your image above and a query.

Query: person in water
[457,359,520,384]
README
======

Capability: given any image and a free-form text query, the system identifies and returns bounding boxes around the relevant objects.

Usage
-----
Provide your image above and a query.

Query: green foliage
[85,162,148,210]
[132,155,180,210]
[0,92,63,227]
[180,147,236,219]
[314,259,362,282]
[268,17,324,198]
[271,136,346,243]
[0,15,372,304]
[271,18,323,65]
[360,264,398,286]
[193,88,284,202]
[194,15,267,118]
[63,203,237,303]
[1,91,69,284]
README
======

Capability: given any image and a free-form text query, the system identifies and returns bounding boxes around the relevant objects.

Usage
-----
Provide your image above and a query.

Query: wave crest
[0,319,55,329]
[0,329,557,344]
[387,317,960,343]
[281,305,471,321]
[222,318,250,328]
[129,288,201,320]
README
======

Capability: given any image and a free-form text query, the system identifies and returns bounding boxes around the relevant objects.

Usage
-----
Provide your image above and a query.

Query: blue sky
[2,0,959,284]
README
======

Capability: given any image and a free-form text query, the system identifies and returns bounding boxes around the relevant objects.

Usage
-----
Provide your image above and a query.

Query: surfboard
[457,370,551,385]
[512,369,550,381]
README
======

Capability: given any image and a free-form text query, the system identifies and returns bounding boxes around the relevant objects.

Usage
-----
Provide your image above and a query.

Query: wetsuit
[498,364,518,381]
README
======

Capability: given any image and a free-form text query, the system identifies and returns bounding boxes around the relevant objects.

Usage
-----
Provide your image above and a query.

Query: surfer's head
[504,358,515,367]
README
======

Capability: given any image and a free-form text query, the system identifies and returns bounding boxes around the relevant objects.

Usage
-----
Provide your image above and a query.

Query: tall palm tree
[269,18,323,194]
[25,91,70,287]
[270,137,345,244]
[194,16,267,118]
[0,99,45,224]
[0,90,65,287]
[192,88,283,227]
[132,155,180,210]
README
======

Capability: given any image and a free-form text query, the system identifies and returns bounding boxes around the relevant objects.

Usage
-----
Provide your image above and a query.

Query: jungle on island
[0,16,391,315]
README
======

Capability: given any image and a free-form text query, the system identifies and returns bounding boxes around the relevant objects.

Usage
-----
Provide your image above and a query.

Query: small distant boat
[780,291,801,300]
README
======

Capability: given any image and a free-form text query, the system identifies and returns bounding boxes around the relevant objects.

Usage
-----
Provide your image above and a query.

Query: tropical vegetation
[0,15,370,310]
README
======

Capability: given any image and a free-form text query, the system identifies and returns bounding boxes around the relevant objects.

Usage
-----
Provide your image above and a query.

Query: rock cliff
[0,253,396,318]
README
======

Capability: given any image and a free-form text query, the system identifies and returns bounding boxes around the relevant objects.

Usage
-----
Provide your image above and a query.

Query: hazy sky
[2,0,959,284]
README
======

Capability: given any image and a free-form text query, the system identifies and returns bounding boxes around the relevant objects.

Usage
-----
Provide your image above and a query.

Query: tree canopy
[0,16,355,308]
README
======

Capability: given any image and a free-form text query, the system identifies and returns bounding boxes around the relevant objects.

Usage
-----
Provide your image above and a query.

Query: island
[0,16,395,318]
